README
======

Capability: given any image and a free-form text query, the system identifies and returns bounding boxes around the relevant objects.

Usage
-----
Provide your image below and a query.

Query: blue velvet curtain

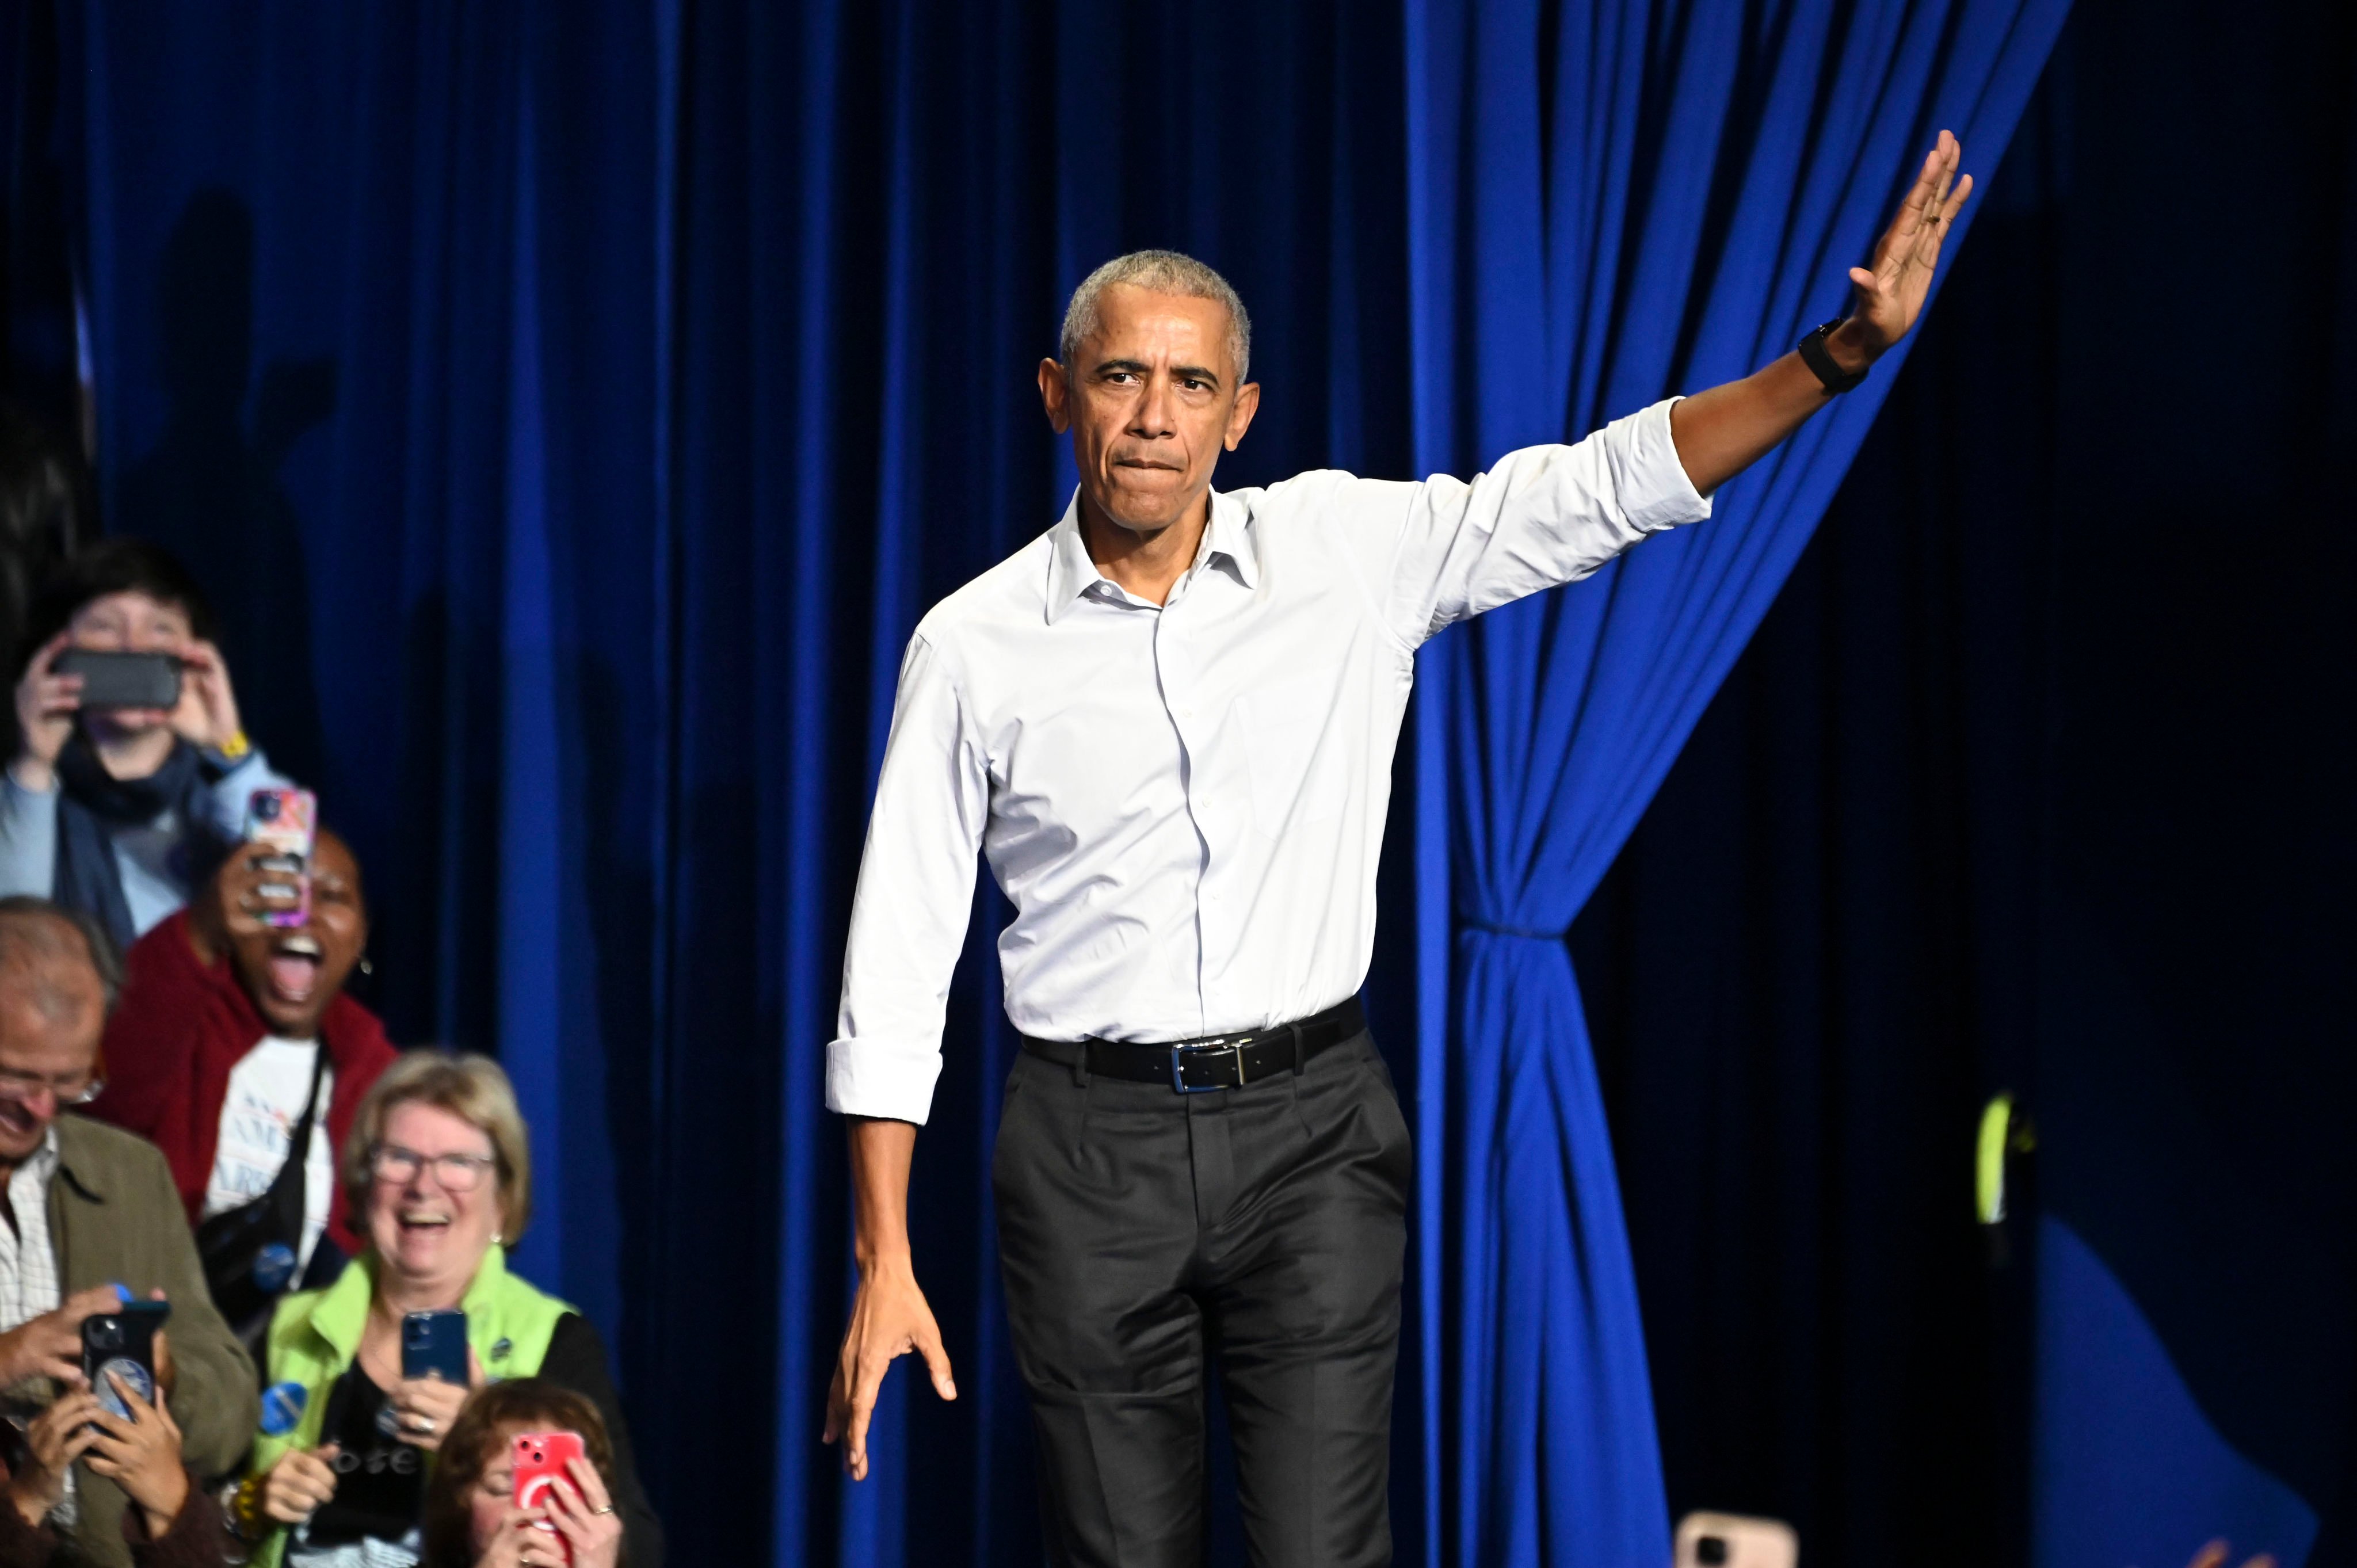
[1402,2,2066,1563]
[52,3,2073,1564]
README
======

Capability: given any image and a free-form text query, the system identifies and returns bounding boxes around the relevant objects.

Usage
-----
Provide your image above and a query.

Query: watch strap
[1798,318,1868,394]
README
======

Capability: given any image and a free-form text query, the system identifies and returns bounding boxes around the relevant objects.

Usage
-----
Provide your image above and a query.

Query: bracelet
[1797,317,1868,394]
[213,730,253,764]
[223,1475,268,1542]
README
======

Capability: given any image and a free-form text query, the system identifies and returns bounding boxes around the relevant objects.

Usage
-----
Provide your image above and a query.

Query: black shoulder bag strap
[196,1044,330,1362]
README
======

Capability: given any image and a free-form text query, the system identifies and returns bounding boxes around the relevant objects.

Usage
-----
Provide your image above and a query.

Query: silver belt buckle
[1170,1036,1248,1094]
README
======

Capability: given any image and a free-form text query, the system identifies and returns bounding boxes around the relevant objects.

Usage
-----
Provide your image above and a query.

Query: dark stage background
[1577,5,2357,1565]
[4,2,2351,1566]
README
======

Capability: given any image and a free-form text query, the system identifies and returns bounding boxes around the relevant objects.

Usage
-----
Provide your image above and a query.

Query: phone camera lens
[1696,1538,1729,1566]
[255,797,279,821]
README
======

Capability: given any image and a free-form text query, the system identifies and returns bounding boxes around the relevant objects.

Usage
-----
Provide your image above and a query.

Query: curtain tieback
[1461,918,1566,942]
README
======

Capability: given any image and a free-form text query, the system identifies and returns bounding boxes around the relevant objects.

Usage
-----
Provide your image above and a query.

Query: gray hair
[1058,250,1252,384]
[0,895,120,1017]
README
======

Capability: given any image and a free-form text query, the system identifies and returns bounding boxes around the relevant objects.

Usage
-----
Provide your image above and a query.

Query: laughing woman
[225,1052,663,1568]
[91,829,398,1343]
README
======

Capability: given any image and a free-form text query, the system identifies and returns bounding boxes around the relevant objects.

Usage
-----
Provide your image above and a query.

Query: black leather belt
[1021,997,1366,1094]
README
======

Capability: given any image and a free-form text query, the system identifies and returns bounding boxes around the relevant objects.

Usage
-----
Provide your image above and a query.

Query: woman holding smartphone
[0,538,296,949]
[226,1053,660,1568]
[0,1370,224,1566]
[420,1381,625,1568]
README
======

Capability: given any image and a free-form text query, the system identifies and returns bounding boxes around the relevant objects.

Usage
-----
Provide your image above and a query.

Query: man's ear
[1223,381,1262,452]
[1037,358,1072,435]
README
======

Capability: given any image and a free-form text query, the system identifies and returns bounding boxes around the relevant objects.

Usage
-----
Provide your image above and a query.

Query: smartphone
[82,1301,170,1422]
[52,649,182,711]
[242,787,318,929]
[400,1309,468,1385]
[514,1430,589,1563]
[1675,1513,1799,1568]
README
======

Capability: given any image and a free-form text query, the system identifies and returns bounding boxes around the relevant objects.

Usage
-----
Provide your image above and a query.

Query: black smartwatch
[1798,318,1868,394]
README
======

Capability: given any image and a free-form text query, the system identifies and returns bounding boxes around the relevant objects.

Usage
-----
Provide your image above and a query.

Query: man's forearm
[1668,319,1875,496]
[846,1117,919,1272]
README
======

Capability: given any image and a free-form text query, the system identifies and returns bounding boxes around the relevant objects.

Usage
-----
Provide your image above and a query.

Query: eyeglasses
[370,1144,497,1193]
[0,1066,103,1107]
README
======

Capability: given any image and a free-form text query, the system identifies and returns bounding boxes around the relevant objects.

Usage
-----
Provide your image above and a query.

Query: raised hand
[0,1284,128,1389]
[1848,129,1974,356]
[388,1344,484,1454]
[1667,129,1978,494]
[532,1457,624,1568]
[11,1390,102,1525]
[10,632,81,789]
[167,638,245,753]
[84,1369,191,1537]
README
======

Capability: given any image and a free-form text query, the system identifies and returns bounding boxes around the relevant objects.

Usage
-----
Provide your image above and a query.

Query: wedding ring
[594,1505,616,1515]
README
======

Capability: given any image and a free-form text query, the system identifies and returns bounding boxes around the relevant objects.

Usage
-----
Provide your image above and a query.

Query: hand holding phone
[13,634,85,777]
[386,1311,471,1454]
[243,788,318,929]
[81,1302,169,1425]
[513,1433,614,1568]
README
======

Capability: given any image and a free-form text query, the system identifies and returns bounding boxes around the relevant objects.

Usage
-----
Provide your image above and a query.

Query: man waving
[825,135,1973,1568]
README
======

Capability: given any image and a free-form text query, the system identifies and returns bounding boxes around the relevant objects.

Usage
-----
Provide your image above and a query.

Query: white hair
[1058,250,1252,384]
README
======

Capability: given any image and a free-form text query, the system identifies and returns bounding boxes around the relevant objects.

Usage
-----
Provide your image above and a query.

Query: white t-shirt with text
[204,1037,336,1274]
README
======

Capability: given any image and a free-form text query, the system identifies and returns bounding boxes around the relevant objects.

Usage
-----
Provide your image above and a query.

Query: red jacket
[89,911,399,1258]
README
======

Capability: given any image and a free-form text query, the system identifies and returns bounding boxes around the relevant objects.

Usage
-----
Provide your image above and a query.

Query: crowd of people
[0,518,661,1567]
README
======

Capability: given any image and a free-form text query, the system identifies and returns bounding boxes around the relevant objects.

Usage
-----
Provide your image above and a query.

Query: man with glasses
[0,895,255,1567]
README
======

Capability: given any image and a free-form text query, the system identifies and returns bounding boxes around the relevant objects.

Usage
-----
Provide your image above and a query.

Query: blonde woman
[226,1052,661,1568]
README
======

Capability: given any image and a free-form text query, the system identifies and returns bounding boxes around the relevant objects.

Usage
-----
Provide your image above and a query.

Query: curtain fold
[1404,2,2069,1562]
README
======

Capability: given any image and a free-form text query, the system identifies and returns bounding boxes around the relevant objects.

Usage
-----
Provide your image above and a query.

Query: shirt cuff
[825,1036,944,1125]
[1618,396,1716,529]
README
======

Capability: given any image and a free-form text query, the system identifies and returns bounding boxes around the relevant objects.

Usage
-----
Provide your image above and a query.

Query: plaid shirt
[0,1127,70,1523]
[0,1127,62,1334]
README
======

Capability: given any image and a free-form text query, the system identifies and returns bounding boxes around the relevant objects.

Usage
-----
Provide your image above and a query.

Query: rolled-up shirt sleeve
[826,632,990,1124]
[1378,395,1712,646]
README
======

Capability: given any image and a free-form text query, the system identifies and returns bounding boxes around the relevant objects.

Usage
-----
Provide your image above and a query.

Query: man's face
[1039,284,1261,536]
[0,960,104,1164]
[228,830,368,1039]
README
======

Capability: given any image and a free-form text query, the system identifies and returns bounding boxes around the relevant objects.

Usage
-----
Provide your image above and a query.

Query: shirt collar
[1043,492,1099,624]
[18,1123,70,1209]
[1043,489,1257,624]
[1202,489,1260,590]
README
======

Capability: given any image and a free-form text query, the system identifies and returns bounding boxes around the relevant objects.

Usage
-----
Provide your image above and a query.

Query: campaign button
[253,1243,298,1294]
[260,1382,309,1436]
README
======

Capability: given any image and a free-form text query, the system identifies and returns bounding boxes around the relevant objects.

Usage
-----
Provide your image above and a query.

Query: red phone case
[513,1430,590,1564]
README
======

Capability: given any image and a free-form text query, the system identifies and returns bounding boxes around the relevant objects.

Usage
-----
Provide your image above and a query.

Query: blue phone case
[401,1310,469,1383]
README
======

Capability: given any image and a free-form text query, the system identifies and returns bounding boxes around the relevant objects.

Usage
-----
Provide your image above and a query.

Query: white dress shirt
[827,398,1711,1123]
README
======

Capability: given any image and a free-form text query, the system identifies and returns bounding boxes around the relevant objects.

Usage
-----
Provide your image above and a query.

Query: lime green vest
[246,1246,574,1568]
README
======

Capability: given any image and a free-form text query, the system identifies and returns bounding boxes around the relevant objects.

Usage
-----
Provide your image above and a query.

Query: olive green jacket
[40,1114,259,1568]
